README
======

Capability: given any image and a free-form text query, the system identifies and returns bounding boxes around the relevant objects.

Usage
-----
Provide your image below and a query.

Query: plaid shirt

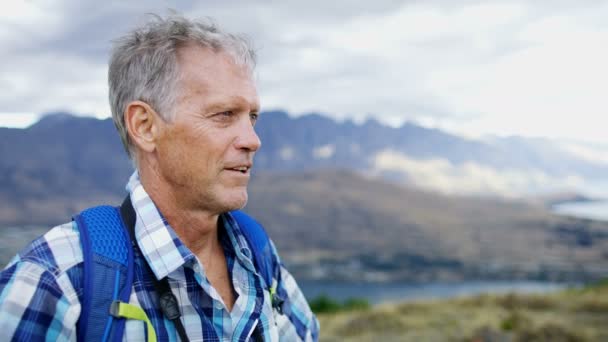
[0,172,319,341]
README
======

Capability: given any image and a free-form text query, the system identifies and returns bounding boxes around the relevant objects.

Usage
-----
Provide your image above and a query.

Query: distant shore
[300,280,574,305]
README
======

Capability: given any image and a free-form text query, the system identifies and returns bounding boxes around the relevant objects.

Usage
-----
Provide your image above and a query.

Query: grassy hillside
[317,281,608,341]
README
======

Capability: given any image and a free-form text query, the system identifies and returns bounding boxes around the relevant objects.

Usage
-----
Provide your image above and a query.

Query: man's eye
[250,112,259,123]
[212,111,235,122]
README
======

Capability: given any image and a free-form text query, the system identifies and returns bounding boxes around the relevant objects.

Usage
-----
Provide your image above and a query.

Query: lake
[299,280,572,305]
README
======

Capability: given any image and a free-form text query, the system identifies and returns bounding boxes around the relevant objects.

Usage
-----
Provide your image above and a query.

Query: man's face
[153,44,261,214]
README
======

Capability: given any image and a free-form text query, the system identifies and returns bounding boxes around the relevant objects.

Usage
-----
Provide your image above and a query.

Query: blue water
[299,281,571,305]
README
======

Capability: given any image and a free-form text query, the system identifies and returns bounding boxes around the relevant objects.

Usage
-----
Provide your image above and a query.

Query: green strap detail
[111,301,157,342]
[270,281,280,309]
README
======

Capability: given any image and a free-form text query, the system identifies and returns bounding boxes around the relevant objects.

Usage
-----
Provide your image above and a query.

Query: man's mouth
[227,166,251,174]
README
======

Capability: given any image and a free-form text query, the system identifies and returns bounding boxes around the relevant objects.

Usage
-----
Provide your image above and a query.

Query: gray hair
[108,13,257,160]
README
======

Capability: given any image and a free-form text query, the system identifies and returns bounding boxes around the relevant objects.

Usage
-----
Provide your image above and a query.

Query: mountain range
[4,111,608,200]
[253,111,608,196]
[1,112,607,282]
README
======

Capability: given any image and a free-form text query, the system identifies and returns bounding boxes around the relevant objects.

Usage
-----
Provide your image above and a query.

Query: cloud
[372,149,584,196]
[313,144,335,159]
[426,7,608,141]
[0,1,607,144]
[558,141,608,166]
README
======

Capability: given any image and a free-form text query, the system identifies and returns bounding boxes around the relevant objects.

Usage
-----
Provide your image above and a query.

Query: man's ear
[124,101,162,154]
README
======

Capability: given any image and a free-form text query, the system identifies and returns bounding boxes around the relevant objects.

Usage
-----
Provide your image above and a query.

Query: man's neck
[138,165,221,258]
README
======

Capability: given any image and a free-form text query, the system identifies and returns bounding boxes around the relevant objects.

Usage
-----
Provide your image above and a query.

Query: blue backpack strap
[75,204,280,340]
[229,210,274,286]
[229,210,286,309]
[73,205,134,342]
[230,211,312,340]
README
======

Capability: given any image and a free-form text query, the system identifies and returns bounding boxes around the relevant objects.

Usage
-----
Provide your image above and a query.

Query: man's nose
[235,118,262,152]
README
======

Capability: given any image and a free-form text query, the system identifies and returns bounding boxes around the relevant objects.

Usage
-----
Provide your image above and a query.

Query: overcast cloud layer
[1,0,607,143]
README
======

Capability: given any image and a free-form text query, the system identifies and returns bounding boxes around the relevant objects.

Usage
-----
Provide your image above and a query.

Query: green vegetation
[309,295,371,314]
[317,282,608,341]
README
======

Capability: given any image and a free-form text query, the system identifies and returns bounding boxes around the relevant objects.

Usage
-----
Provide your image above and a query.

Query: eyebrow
[207,95,260,113]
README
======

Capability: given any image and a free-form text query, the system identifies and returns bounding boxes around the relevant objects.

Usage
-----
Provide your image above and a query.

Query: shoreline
[300,279,576,305]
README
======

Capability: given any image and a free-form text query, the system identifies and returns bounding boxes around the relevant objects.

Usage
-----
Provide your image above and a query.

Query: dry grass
[318,284,608,341]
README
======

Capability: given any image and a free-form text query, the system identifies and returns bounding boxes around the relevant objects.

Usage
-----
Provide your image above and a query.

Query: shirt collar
[125,171,257,279]
[127,171,194,280]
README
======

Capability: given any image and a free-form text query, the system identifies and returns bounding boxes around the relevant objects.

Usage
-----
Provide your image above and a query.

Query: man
[0,14,319,341]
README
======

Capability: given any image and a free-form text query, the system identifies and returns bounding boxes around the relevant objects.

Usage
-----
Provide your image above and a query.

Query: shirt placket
[190,259,235,340]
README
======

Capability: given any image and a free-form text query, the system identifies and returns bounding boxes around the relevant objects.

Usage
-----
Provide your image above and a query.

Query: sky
[1,0,607,144]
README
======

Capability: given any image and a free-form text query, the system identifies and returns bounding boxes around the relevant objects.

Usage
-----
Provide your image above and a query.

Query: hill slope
[245,171,608,282]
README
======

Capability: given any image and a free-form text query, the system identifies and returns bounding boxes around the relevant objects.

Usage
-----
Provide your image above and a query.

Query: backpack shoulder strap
[229,210,275,286]
[229,210,286,309]
[73,204,135,342]
[229,212,310,340]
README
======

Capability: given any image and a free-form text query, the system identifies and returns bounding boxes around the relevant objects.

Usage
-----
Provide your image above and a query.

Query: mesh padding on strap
[79,205,129,266]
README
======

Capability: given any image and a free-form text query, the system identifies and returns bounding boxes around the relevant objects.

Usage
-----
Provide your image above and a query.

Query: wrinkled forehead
[176,41,255,76]
[176,44,256,84]
[175,44,260,108]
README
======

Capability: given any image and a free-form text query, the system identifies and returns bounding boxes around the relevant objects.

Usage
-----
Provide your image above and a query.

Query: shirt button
[214,301,223,310]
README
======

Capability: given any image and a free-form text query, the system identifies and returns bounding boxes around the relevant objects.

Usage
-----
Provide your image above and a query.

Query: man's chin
[221,191,248,212]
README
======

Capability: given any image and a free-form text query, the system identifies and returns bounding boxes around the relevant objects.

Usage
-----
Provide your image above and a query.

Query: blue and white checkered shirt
[0,172,319,341]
